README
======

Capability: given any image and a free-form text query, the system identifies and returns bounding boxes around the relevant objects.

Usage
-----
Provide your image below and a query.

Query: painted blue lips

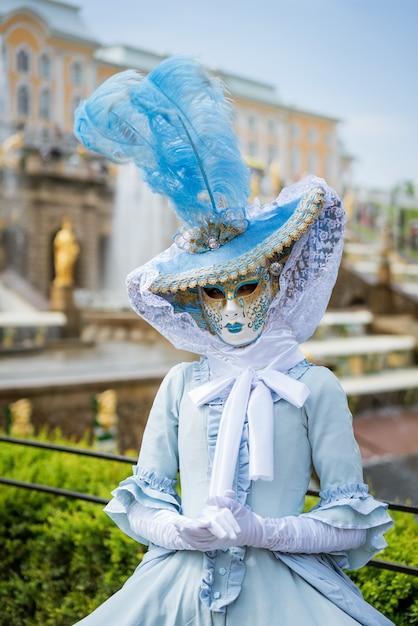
[225,323,243,334]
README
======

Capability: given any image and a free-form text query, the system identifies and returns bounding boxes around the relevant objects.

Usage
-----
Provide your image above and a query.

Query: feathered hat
[74,56,345,347]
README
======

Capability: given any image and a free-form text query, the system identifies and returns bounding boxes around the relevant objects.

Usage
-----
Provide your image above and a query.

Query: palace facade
[0,0,352,299]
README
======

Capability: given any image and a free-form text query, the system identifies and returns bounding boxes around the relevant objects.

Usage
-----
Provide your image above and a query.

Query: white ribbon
[188,358,310,497]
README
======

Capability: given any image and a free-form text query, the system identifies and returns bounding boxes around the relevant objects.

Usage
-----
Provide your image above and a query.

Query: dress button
[213,592,221,599]
[219,567,227,575]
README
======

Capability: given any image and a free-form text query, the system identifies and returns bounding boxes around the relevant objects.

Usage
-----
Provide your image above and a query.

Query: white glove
[174,504,241,551]
[206,491,265,546]
[209,491,367,553]
[127,501,217,551]
[262,514,366,553]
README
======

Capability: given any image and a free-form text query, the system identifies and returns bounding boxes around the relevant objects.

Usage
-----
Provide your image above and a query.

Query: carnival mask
[199,266,277,346]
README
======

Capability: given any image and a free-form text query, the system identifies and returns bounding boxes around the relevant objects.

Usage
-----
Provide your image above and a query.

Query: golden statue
[95,389,118,431]
[0,131,24,170]
[342,190,355,223]
[269,161,281,197]
[8,398,34,437]
[249,172,261,203]
[53,218,80,287]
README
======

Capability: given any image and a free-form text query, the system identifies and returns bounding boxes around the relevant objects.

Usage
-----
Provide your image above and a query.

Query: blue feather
[74,56,250,228]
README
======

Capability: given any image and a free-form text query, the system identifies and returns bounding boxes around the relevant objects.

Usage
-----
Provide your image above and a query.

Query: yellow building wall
[232,96,339,190]
[286,110,337,186]
[0,6,345,191]
[96,64,121,84]
[1,11,96,134]
[232,96,280,157]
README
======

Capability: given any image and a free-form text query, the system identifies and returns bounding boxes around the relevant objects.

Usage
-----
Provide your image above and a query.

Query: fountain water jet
[0,35,10,143]
[88,162,177,310]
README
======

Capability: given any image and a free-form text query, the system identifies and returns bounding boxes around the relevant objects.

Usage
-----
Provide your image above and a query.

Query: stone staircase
[0,271,67,351]
[301,310,418,412]
[344,241,418,290]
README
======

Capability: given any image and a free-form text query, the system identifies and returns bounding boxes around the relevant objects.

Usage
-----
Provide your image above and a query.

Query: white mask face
[199,266,275,346]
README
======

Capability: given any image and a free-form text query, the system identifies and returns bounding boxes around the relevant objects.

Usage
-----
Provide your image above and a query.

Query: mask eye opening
[203,286,225,299]
[235,281,259,298]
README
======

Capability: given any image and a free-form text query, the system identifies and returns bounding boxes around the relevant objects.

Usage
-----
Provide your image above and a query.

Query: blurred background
[1,3,418,623]
[1,0,418,503]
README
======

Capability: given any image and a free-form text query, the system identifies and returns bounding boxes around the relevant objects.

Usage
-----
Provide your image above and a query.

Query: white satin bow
[188,349,310,497]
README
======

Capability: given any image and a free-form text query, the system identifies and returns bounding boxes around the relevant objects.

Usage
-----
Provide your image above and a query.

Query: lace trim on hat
[151,187,324,292]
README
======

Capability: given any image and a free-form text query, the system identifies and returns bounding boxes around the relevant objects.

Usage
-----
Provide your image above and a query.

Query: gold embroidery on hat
[152,187,324,294]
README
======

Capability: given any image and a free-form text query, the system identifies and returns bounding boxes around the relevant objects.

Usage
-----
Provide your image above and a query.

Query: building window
[268,145,277,163]
[325,130,334,146]
[268,119,276,134]
[72,94,82,117]
[71,61,83,86]
[290,146,300,176]
[290,122,300,140]
[17,48,30,73]
[325,154,333,179]
[39,53,51,79]
[248,140,258,158]
[248,114,257,130]
[308,126,318,144]
[17,84,30,116]
[40,88,51,120]
[308,150,317,173]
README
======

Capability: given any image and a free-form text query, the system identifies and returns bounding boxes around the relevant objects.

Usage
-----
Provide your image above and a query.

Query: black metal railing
[1,435,417,578]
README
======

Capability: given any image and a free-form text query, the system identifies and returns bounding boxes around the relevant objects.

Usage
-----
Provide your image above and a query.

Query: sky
[74,0,418,192]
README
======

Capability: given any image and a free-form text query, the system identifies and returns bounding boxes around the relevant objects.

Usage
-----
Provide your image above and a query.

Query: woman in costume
[73,57,394,625]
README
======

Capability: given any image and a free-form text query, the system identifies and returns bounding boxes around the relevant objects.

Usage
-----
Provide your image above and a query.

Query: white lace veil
[126,176,345,358]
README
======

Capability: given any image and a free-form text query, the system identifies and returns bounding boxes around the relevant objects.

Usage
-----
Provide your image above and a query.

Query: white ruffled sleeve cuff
[304,482,394,569]
[104,465,181,544]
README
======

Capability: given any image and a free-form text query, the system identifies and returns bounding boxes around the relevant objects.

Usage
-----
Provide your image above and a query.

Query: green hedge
[305,496,418,625]
[1,434,417,625]
[0,432,144,625]
[349,509,418,625]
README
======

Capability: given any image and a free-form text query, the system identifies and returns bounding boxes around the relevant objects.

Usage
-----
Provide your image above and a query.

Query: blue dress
[75,359,394,625]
